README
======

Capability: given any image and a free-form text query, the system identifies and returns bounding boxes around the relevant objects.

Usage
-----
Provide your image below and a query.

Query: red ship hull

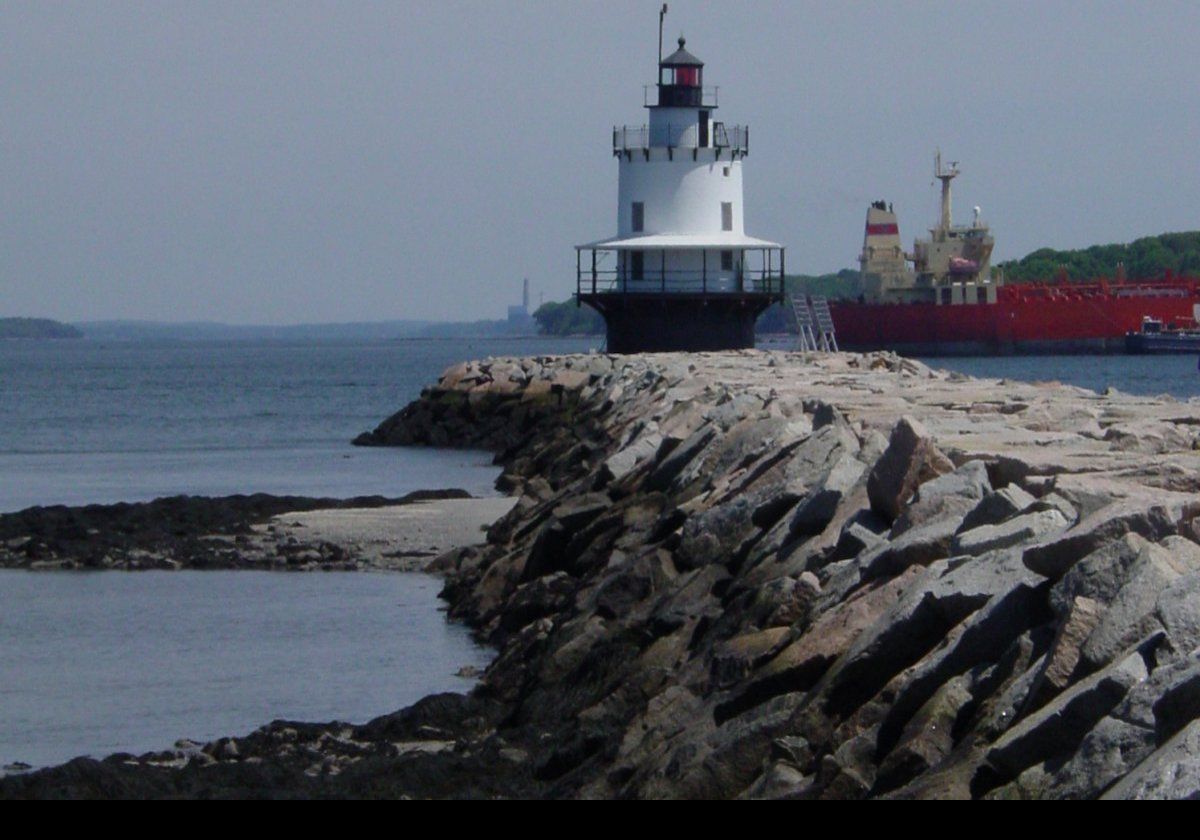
[829,280,1200,355]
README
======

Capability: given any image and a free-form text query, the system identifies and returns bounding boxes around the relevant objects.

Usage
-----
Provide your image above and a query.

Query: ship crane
[933,150,959,240]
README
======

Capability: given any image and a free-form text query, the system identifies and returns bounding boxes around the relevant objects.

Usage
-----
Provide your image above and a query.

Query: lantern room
[657,37,705,107]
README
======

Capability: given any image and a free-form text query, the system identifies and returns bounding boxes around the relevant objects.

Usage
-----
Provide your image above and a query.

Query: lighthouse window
[631,202,644,233]
[723,167,730,177]
[720,250,733,271]
[721,202,733,231]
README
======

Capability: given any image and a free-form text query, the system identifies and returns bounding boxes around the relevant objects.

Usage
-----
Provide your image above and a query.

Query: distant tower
[575,22,785,353]
[507,277,535,330]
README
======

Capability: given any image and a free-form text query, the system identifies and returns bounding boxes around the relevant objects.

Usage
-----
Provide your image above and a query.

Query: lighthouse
[575,26,785,353]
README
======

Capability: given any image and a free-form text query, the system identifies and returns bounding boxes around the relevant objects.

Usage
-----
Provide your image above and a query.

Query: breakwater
[9,351,1200,798]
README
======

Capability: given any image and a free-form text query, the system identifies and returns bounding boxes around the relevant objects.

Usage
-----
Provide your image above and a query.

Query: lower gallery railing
[576,248,786,298]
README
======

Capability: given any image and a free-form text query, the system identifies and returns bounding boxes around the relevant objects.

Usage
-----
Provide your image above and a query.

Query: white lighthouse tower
[576,24,785,353]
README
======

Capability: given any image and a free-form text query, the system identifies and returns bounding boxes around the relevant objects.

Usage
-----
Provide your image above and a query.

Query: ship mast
[934,150,959,241]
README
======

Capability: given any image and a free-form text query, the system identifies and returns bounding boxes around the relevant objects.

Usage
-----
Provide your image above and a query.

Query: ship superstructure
[832,154,1200,355]
[860,153,997,305]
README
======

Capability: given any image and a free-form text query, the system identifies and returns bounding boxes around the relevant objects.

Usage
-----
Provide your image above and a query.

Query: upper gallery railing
[613,122,748,155]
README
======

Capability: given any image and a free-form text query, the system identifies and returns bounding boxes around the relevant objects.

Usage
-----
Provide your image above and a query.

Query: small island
[0,318,82,339]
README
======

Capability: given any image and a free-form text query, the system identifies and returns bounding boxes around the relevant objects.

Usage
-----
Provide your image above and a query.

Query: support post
[780,248,785,298]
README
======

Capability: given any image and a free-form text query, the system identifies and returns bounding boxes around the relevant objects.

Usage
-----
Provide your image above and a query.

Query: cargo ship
[828,154,1200,355]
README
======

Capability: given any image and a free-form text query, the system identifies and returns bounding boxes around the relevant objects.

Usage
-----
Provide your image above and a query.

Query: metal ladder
[810,296,839,352]
[791,294,819,351]
[790,294,839,352]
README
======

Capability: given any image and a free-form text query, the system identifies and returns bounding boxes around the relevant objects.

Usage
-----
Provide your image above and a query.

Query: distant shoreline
[0,318,81,340]
[68,319,569,342]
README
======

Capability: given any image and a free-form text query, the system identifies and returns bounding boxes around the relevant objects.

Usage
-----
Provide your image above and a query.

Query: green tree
[996,231,1200,282]
[533,300,605,336]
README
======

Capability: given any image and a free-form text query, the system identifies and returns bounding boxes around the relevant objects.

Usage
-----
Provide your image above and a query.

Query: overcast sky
[4,1,1199,324]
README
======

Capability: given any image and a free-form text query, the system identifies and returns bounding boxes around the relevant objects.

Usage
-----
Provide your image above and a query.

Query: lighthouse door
[698,111,709,147]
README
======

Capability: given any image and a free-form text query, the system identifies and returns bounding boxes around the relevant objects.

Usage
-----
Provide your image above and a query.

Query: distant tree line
[996,232,1200,283]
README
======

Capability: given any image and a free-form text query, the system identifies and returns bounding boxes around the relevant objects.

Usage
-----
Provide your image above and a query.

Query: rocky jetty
[8,351,1200,798]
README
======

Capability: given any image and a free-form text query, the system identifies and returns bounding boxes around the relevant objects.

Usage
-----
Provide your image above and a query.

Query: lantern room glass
[660,66,702,88]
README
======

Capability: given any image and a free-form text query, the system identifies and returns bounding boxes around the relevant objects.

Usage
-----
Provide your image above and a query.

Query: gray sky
[4,1,1199,324]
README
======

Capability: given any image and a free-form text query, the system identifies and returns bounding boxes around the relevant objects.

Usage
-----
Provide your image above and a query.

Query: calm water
[0,336,594,512]
[0,570,493,769]
[0,334,592,770]
[915,353,1200,400]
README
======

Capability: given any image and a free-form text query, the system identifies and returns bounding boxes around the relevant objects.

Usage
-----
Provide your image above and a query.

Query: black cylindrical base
[579,295,775,354]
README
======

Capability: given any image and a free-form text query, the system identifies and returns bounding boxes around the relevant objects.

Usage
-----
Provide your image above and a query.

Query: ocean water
[0,569,493,769]
[0,334,592,770]
[0,336,594,512]
[914,353,1200,401]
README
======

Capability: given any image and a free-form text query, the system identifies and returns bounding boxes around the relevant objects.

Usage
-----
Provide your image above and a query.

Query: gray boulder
[860,514,962,580]
[953,508,1070,557]
[867,416,954,524]
[1156,572,1200,658]
[985,648,1149,784]
[1024,499,1192,581]
[788,453,867,537]
[1043,715,1156,799]
[1027,595,1104,707]
[1102,718,1200,799]
[603,431,663,482]
[817,550,1039,722]
[1049,533,1150,616]
[891,460,991,536]
[737,761,812,800]
[647,424,717,492]
[959,484,1038,533]
[1079,542,1200,672]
